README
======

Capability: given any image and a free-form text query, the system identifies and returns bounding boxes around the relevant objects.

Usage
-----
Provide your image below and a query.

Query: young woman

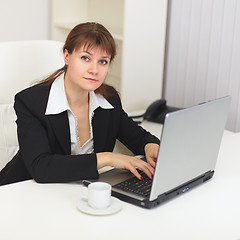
[0,22,159,186]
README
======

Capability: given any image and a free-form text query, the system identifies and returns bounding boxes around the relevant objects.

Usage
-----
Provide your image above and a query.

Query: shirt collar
[89,91,113,114]
[45,74,114,115]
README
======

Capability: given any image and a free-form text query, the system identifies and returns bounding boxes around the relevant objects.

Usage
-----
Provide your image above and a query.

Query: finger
[135,161,154,180]
[129,166,143,180]
[142,165,154,180]
[146,156,156,168]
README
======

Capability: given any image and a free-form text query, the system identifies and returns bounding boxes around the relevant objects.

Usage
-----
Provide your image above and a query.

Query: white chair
[0,40,64,171]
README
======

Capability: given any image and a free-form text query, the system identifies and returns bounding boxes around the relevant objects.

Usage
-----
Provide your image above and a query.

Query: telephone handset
[144,99,168,123]
[130,99,181,124]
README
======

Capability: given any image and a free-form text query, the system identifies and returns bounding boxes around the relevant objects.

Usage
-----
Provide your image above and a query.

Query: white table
[0,132,240,240]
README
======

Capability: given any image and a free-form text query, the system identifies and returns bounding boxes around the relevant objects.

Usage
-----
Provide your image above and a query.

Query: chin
[84,86,100,92]
[86,83,102,91]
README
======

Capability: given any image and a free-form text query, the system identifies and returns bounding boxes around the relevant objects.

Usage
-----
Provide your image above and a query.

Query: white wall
[0,0,49,41]
[164,0,240,132]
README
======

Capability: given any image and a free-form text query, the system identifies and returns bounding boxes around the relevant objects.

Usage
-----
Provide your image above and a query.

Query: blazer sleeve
[110,94,160,155]
[14,90,99,183]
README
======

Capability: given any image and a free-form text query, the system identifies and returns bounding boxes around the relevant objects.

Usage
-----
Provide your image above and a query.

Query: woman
[0,22,159,186]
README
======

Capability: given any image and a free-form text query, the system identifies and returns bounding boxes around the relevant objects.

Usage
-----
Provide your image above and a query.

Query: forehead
[74,41,112,57]
[75,45,110,57]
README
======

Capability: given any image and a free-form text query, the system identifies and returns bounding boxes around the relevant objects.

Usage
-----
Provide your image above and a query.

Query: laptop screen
[150,96,231,201]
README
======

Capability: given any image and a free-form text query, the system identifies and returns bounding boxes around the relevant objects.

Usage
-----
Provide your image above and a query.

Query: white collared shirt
[45,74,114,155]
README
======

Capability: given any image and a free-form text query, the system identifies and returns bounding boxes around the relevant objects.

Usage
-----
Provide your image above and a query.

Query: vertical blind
[164,0,240,132]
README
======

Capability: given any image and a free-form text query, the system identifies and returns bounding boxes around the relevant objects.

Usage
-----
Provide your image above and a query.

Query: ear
[64,49,70,65]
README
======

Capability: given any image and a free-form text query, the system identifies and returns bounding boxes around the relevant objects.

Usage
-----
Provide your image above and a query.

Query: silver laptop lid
[150,96,231,201]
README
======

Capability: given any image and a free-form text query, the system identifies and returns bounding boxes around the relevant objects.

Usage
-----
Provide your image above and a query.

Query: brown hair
[41,22,117,98]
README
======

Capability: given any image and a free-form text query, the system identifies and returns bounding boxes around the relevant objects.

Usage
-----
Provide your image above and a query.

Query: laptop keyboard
[113,171,152,197]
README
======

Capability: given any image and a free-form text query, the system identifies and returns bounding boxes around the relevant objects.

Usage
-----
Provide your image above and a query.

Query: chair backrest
[0,40,64,171]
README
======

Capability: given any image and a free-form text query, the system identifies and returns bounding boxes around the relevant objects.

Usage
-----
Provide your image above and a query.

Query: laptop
[83,96,231,208]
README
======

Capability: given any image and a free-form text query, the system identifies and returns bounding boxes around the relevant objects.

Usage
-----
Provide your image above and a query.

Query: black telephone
[130,99,181,124]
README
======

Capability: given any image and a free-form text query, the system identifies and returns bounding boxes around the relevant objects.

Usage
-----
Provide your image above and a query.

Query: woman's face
[64,46,111,93]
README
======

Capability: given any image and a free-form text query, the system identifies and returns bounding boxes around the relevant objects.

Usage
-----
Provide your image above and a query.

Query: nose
[88,61,98,75]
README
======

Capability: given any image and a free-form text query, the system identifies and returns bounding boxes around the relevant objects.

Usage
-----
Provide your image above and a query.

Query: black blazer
[0,83,159,186]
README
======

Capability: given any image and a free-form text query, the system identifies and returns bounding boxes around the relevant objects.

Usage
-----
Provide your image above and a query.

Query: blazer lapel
[47,111,71,154]
[92,108,111,152]
[36,83,70,154]
[47,107,112,154]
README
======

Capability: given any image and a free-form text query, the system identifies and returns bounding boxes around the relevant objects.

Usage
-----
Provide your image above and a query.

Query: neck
[64,76,89,110]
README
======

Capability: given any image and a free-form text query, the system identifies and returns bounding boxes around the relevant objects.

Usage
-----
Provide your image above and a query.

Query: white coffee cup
[82,182,112,209]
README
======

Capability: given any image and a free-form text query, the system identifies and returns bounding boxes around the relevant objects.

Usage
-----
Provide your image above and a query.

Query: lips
[84,77,98,82]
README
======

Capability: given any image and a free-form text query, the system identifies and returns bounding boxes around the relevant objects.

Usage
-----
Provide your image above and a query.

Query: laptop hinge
[145,170,215,208]
[165,170,214,196]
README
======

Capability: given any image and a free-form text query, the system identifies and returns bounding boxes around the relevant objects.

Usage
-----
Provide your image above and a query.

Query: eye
[99,59,108,65]
[81,56,90,61]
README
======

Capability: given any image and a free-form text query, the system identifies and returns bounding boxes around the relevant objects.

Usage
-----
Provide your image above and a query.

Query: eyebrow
[82,50,111,59]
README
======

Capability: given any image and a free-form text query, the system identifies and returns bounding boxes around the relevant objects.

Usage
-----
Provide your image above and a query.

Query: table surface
[0,129,239,240]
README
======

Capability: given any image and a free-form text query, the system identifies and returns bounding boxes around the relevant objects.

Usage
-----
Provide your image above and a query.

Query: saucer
[77,197,122,216]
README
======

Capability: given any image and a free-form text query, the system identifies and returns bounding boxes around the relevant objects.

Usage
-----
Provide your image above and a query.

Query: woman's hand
[144,143,159,168]
[96,152,154,180]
